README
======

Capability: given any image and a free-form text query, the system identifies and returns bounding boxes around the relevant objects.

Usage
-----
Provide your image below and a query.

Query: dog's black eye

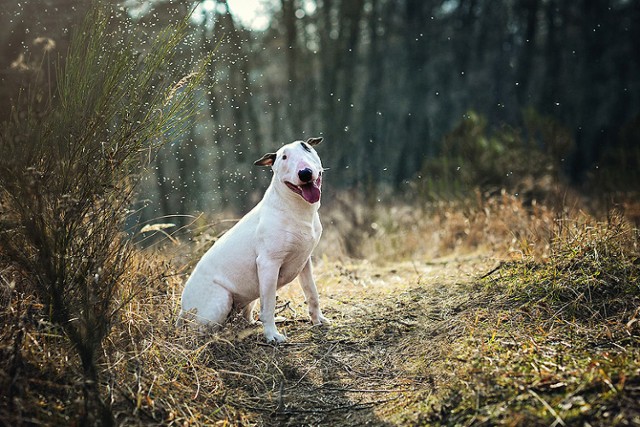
[282,155,287,160]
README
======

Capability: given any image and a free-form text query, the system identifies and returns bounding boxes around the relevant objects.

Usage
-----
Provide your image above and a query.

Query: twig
[479,262,503,279]
[218,369,267,386]
[287,342,339,390]
[275,300,296,316]
[528,389,566,427]
[276,396,400,414]
[320,386,417,393]
[276,382,285,412]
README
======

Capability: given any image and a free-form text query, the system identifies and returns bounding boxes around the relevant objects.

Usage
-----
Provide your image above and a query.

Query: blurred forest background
[2,2,640,425]
[2,0,639,224]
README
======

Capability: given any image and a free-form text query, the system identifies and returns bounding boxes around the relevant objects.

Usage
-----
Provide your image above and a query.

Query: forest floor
[203,254,499,426]
[3,201,640,426]
[135,245,639,426]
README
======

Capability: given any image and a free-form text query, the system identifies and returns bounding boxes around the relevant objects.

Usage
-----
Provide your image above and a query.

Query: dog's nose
[298,168,313,183]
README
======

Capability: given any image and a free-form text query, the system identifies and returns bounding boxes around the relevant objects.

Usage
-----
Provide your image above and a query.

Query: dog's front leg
[256,255,286,343]
[299,258,330,326]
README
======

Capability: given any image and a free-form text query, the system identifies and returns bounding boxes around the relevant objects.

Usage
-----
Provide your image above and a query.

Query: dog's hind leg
[182,282,233,328]
[241,300,257,324]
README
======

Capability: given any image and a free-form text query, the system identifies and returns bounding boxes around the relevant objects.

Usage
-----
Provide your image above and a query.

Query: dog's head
[254,137,324,204]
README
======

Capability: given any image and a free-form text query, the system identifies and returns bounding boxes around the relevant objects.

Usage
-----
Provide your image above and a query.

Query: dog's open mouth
[285,177,322,204]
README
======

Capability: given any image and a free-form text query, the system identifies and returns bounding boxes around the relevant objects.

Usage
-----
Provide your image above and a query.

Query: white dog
[179,137,329,343]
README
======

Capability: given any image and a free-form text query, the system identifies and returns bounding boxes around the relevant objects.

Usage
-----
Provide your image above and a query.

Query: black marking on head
[300,142,312,152]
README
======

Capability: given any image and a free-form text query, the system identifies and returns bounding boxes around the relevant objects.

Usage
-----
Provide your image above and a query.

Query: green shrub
[418,110,572,202]
[592,114,640,195]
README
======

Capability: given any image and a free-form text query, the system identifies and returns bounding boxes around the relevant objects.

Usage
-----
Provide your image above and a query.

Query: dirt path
[207,255,496,426]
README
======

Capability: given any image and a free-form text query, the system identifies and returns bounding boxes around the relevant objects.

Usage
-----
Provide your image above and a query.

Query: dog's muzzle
[286,173,322,204]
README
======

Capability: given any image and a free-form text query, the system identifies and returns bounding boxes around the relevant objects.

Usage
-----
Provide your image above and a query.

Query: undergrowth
[0,4,208,425]
[496,212,640,320]
[2,192,639,425]
[407,213,640,426]
[321,189,563,262]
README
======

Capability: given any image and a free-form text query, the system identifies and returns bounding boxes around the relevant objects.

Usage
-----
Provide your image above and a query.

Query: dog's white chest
[276,218,322,286]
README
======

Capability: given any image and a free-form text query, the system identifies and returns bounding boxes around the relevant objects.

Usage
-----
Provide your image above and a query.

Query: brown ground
[178,255,496,426]
[5,202,639,426]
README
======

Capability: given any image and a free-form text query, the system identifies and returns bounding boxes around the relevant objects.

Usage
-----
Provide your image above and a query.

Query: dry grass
[100,252,495,426]
[320,188,578,263]
[2,190,640,426]
[396,212,640,426]
[0,5,209,425]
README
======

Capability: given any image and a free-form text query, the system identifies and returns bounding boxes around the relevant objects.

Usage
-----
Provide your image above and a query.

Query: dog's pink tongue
[301,182,321,203]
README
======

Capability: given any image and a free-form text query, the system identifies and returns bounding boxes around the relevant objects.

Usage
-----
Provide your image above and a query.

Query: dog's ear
[306,137,323,146]
[254,152,277,167]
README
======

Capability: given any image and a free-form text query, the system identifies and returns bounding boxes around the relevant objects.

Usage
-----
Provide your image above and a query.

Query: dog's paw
[311,314,331,326]
[264,330,287,344]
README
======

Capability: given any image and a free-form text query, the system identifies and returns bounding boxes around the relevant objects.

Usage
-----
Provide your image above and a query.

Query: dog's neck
[262,177,320,219]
